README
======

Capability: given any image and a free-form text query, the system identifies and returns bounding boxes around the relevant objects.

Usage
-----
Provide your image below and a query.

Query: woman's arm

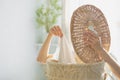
[37,33,53,63]
[99,49,120,79]
[84,30,120,79]
[37,26,63,63]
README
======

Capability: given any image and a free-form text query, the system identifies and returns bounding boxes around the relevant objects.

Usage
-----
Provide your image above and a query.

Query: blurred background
[0,0,120,80]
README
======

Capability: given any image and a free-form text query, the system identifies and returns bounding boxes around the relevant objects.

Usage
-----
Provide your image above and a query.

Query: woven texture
[70,5,111,63]
[46,60,105,80]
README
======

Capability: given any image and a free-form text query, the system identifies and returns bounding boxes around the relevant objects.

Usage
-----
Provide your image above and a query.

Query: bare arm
[37,33,53,63]
[100,49,120,79]
[37,26,63,63]
[84,30,120,79]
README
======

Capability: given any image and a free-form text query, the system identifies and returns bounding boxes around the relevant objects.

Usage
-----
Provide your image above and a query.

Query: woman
[37,25,120,79]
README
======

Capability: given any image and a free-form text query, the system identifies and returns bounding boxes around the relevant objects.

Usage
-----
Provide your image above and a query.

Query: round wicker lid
[70,5,111,63]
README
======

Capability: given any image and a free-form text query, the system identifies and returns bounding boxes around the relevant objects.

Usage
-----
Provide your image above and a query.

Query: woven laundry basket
[70,5,111,63]
[46,59,105,80]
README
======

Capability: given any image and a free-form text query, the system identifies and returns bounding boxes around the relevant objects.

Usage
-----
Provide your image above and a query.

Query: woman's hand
[84,31,120,79]
[37,25,63,63]
[84,30,102,49]
[84,30,103,59]
[49,25,63,38]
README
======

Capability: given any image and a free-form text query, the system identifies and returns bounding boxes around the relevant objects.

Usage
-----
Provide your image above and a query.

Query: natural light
[0,0,120,80]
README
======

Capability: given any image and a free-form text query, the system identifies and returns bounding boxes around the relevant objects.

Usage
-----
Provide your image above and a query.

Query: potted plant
[35,0,62,54]
[35,0,62,44]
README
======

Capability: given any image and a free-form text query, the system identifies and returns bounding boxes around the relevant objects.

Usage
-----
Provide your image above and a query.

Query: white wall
[0,0,37,80]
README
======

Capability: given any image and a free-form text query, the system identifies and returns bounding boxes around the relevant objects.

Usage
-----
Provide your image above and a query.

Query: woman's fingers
[56,26,63,37]
[87,30,99,40]
[49,25,63,37]
[50,27,57,36]
[84,30,99,41]
[84,30,101,48]
[54,26,59,36]
[57,26,63,37]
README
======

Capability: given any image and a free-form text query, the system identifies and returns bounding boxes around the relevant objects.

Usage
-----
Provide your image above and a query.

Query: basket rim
[47,59,105,66]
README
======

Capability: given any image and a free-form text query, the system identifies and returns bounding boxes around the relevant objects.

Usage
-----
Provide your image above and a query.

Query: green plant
[36,0,62,33]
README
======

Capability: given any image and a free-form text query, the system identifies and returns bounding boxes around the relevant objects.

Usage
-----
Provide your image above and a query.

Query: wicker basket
[70,5,111,63]
[46,60,105,80]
